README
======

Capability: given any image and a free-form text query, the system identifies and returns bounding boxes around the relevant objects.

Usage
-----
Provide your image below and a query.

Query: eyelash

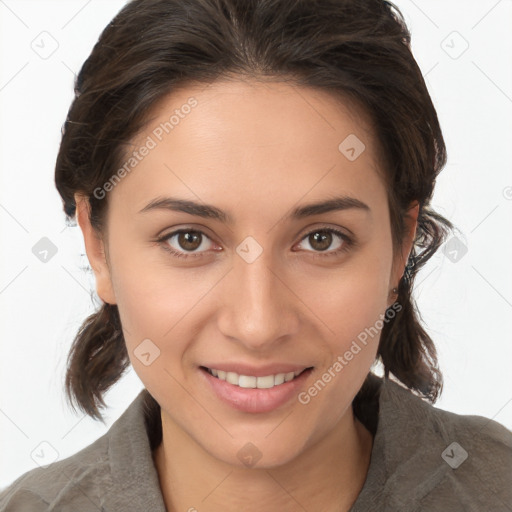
[156,227,354,260]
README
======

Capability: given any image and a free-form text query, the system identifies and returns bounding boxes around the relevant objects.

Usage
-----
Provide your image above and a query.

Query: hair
[56,0,454,422]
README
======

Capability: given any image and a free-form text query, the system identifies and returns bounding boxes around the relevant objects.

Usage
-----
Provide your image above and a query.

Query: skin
[75,78,418,512]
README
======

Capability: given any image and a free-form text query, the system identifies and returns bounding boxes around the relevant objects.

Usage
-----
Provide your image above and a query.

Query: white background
[1,0,511,489]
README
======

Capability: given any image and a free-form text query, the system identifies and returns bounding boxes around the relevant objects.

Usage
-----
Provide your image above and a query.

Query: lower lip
[200,367,313,414]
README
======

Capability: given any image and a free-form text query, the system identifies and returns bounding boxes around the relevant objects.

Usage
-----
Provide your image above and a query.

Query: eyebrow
[138,195,370,224]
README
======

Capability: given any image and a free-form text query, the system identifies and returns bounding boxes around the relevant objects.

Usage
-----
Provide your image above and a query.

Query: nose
[217,244,300,351]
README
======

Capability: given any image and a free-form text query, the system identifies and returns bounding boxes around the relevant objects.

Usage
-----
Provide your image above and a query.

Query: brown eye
[308,231,333,251]
[159,229,216,258]
[297,228,347,254]
[177,231,203,251]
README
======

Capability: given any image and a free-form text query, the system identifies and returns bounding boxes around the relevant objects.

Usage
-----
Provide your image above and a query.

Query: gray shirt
[1,375,511,511]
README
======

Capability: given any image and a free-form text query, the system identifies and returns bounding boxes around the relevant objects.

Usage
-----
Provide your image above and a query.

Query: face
[77,79,417,468]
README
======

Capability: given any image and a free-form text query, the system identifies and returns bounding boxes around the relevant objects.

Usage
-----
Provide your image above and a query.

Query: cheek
[110,263,213,400]
[302,239,393,352]
[107,239,207,362]
[295,250,392,429]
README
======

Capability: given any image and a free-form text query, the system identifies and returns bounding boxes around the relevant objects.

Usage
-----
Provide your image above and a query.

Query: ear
[74,194,117,305]
[390,201,419,297]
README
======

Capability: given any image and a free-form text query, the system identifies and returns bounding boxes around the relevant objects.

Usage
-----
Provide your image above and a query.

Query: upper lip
[201,363,313,377]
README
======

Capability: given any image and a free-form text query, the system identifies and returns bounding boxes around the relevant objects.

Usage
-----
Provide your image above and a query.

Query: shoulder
[377,378,512,511]
[0,389,165,512]
[0,433,111,511]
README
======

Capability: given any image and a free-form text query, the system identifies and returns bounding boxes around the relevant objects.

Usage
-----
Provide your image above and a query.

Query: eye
[294,227,352,257]
[157,229,218,259]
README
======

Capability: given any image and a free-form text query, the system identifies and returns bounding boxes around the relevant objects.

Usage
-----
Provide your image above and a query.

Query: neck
[153,406,373,512]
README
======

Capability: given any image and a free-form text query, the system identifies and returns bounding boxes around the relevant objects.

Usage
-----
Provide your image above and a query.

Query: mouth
[199,365,314,413]
[201,366,312,389]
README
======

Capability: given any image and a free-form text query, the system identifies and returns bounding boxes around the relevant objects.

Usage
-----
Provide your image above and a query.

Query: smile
[200,365,314,413]
[204,367,308,389]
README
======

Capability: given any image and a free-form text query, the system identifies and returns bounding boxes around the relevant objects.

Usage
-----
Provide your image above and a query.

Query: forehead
[111,78,387,217]
[140,78,379,155]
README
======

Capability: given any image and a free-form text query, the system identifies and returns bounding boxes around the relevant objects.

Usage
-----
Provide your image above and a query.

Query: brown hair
[56,0,454,422]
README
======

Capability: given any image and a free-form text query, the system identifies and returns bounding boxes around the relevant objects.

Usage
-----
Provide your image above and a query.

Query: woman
[1,0,511,510]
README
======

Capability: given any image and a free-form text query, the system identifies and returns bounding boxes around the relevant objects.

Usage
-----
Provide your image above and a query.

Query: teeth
[256,375,275,389]
[239,375,257,388]
[274,373,285,385]
[207,368,306,389]
[226,372,238,385]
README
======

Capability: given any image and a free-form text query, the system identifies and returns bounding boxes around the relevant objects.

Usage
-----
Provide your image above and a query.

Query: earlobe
[74,194,117,305]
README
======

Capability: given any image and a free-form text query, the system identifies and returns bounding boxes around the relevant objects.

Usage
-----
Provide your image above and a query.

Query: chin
[202,433,310,470]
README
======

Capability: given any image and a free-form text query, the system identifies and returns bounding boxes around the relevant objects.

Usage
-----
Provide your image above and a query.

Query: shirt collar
[351,376,450,511]
[104,388,166,512]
